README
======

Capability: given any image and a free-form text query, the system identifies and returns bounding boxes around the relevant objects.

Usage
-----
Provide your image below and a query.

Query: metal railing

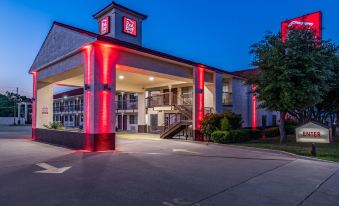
[146,92,177,108]
[53,104,84,113]
[116,99,138,111]
[146,92,193,108]
[178,93,193,105]
[204,107,214,114]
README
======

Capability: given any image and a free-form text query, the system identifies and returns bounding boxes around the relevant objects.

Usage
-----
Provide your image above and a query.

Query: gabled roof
[34,21,239,77]
[54,21,98,37]
[93,1,147,20]
[29,22,96,72]
[231,68,259,78]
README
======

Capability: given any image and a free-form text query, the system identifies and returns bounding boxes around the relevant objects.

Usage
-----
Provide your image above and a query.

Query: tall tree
[0,92,30,117]
[248,28,338,144]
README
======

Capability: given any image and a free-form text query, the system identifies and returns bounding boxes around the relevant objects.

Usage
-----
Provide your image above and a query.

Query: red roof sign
[281,11,322,43]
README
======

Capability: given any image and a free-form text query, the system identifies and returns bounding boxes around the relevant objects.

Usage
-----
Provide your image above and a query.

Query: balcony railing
[204,107,214,114]
[146,92,193,108]
[178,93,193,105]
[53,104,83,113]
[116,99,138,111]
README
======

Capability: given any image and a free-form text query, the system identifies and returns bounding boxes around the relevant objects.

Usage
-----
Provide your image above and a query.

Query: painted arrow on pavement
[34,163,71,174]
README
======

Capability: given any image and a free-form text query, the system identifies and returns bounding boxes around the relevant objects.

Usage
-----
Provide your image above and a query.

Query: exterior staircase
[160,120,192,139]
[160,104,193,139]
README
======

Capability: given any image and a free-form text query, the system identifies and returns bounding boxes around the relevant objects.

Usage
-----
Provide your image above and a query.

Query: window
[262,115,267,128]
[272,115,277,126]
[222,80,232,105]
[65,115,68,121]
[129,93,137,100]
[129,115,137,124]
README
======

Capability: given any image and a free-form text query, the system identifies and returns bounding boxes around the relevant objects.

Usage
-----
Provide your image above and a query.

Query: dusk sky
[1,0,338,96]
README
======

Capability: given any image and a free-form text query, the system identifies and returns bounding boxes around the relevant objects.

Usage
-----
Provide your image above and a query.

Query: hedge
[263,126,296,138]
[212,129,261,144]
[228,129,250,143]
[248,129,262,140]
[211,131,230,144]
[265,127,280,137]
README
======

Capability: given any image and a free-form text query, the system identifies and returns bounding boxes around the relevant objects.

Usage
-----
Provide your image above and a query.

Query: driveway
[0,126,338,206]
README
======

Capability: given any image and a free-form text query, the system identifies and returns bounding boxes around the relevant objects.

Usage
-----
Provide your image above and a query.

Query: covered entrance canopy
[29,22,229,151]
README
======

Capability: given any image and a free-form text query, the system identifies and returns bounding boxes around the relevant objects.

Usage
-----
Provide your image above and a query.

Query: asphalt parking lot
[0,126,338,206]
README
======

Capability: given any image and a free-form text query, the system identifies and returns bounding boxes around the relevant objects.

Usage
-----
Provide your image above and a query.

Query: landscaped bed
[234,135,339,162]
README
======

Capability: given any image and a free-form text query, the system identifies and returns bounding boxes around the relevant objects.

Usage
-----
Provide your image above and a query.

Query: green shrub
[222,111,243,130]
[265,127,280,137]
[201,113,222,137]
[201,111,243,138]
[220,117,231,131]
[211,131,230,143]
[228,129,250,143]
[43,122,64,130]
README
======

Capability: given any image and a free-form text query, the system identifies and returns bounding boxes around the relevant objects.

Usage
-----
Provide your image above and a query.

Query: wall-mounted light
[84,84,90,90]
[103,84,111,91]
[118,75,124,80]
[63,96,68,100]
[149,76,155,81]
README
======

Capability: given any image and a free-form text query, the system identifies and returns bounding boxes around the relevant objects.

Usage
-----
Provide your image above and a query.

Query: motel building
[29,2,278,151]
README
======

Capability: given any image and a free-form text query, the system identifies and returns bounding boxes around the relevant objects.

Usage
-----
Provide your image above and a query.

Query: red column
[83,43,117,151]
[193,66,204,141]
[252,84,257,130]
[32,71,37,140]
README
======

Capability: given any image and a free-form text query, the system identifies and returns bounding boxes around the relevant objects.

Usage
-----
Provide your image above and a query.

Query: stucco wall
[36,83,53,129]
[231,78,251,127]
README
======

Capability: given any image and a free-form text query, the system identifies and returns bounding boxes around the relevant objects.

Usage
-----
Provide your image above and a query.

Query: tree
[248,28,338,144]
[0,92,30,117]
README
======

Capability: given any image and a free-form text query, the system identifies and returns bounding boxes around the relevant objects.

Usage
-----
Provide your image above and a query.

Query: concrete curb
[171,138,339,164]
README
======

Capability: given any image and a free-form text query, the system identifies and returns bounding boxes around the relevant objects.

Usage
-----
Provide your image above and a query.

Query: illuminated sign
[100,16,110,35]
[123,16,137,36]
[296,122,332,143]
[281,11,322,42]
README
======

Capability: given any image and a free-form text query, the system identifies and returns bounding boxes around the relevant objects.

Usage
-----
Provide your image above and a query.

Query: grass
[234,135,339,162]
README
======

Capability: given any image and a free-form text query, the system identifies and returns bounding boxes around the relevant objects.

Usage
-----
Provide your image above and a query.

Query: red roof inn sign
[296,122,332,144]
[281,11,322,43]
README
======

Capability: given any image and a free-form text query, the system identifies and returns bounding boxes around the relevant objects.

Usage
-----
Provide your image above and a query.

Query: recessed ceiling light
[149,76,154,81]
[119,75,124,80]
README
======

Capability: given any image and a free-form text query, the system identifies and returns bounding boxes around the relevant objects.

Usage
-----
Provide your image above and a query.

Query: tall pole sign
[281,11,322,43]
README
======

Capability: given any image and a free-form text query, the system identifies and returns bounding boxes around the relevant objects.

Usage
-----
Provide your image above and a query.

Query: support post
[137,91,146,133]
[252,84,257,130]
[83,43,117,151]
[36,82,54,128]
[193,66,204,141]
[17,103,21,124]
[24,103,28,124]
